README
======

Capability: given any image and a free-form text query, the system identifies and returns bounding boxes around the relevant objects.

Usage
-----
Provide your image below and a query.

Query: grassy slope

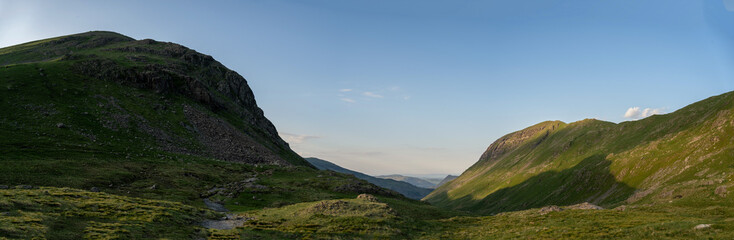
[0,32,463,239]
[2,32,734,239]
[0,187,215,239]
[426,91,734,214]
[305,157,434,200]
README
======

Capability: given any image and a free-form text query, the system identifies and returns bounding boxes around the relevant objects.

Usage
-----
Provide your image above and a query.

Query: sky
[1,0,733,176]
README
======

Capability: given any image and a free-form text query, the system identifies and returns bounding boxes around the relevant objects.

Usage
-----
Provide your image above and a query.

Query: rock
[694,224,712,230]
[18,185,33,189]
[539,205,563,215]
[614,205,627,211]
[0,185,8,189]
[357,193,379,202]
[90,187,100,192]
[715,186,727,197]
[566,202,604,210]
[149,184,157,190]
[56,123,66,128]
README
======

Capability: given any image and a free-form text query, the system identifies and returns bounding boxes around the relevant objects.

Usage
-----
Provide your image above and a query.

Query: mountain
[436,175,458,188]
[377,174,437,189]
[0,31,452,239]
[0,31,307,167]
[425,91,734,214]
[3,31,734,239]
[305,157,433,200]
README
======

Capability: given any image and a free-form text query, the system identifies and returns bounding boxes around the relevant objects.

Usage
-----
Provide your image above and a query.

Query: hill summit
[425,91,734,214]
[0,31,307,166]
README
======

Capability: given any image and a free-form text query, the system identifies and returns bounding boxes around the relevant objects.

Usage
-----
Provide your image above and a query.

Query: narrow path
[201,198,251,230]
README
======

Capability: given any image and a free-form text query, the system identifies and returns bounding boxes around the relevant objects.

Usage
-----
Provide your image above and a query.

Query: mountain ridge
[305,157,433,200]
[425,90,734,214]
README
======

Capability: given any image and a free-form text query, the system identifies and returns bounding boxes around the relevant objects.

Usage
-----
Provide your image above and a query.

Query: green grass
[0,186,216,239]
[426,91,734,215]
[422,203,734,239]
[2,31,734,239]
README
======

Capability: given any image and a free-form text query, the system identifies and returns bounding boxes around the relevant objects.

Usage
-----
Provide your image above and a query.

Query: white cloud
[339,89,353,92]
[624,107,641,118]
[624,107,664,119]
[279,132,320,144]
[340,98,355,103]
[363,91,384,98]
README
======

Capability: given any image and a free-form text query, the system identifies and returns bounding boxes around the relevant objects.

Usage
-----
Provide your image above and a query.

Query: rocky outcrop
[26,31,309,166]
[478,121,564,163]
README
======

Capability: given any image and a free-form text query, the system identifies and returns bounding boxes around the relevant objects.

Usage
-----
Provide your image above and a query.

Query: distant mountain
[377,175,437,189]
[305,158,433,200]
[425,91,734,215]
[436,175,458,188]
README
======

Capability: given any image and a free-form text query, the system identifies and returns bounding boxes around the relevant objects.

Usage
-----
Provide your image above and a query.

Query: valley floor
[2,184,732,239]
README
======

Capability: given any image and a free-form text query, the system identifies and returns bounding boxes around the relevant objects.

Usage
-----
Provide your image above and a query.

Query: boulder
[357,193,379,202]
[539,205,563,215]
[694,224,712,230]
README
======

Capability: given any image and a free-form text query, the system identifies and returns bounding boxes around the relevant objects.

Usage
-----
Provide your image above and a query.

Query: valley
[0,31,732,239]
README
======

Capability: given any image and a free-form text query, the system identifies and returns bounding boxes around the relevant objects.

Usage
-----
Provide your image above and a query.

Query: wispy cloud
[341,98,355,103]
[279,132,320,144]
[624,107,664,119]
[362,91,384,98]
[339,89,353,92]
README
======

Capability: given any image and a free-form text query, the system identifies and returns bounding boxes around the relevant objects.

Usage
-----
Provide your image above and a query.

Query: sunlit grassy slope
[426,91,734,214]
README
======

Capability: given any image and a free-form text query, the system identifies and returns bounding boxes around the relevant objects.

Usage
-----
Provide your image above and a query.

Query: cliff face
[0,31,308,166]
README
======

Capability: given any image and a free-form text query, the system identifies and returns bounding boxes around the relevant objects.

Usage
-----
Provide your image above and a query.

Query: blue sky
[2,0,733,175]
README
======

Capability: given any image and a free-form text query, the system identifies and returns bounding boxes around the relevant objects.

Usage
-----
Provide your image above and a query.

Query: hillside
[0,31,455,239]
[2,31,734,239]
[377,174,437,189]
[0,31,307,167]
[425,91,734,214]
[305,157,433,200]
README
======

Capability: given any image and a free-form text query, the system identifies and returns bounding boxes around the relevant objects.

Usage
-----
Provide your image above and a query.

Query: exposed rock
[538,205,563,215]
[715,185,727,197]
[0,185,8,189]
[90,187,100,192]
[56,122,66,128]
[694,224,712,230]
[149,184,157,190]
[183,105,287,165]
[566,202,604,210]
[614,205,627,211]
[18,185,34,189]
[357,193,379,202]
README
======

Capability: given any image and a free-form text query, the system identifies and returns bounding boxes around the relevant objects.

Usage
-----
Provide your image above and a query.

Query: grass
[0,186,216,239]
[426,91,734,214]
[2,31,734,239]
[422,203,734,239]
